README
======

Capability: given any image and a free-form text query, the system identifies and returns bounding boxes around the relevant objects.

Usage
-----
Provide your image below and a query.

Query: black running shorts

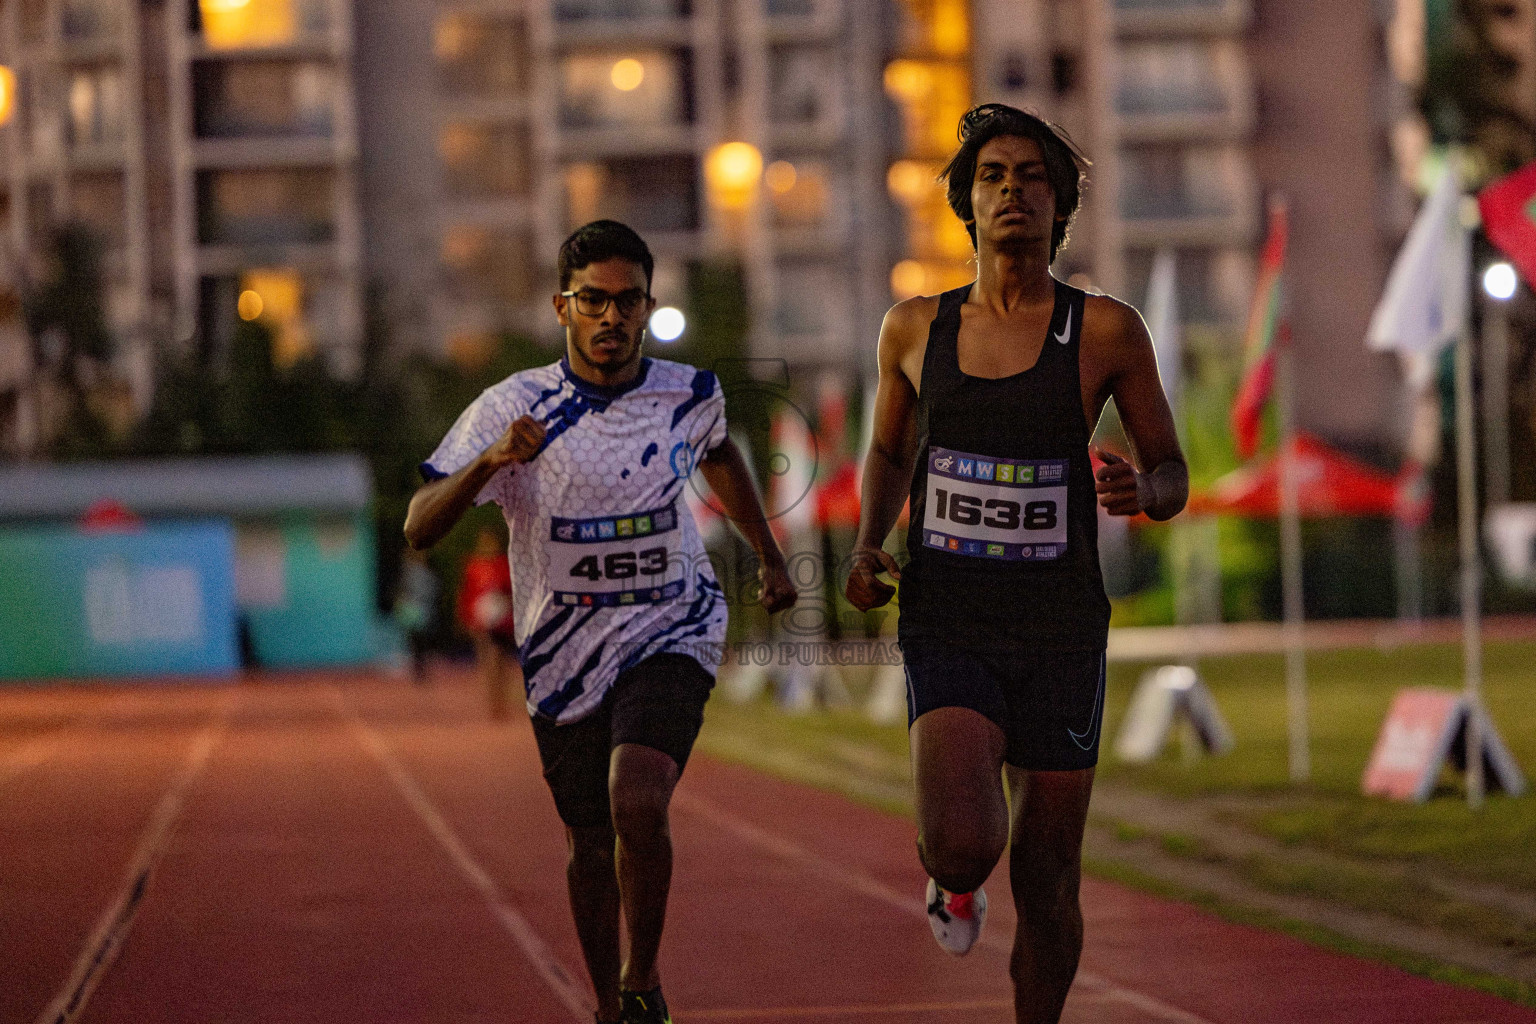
[899,641,1106,771]
[531,653,714,828]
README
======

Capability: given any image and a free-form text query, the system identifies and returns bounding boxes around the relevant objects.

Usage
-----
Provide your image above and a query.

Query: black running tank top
[898,280,1111,651]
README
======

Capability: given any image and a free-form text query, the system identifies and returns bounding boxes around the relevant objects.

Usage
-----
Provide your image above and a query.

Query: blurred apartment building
[0,0,898,458]
[0,0,1410,454]
[884,0,1408,449]
[0,0,364,415]
[358,0,893,372]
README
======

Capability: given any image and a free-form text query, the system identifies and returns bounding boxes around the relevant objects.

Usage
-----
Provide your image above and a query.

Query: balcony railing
[554,0,689,21]
[1115,40,1253,140]
[1117,149,1259,246]
[1113,0,1250,36]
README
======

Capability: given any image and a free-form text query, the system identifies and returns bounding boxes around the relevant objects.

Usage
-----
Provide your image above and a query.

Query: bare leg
[1004,766,1095,1024]
[910,706,1009,894]
[566,823,622,1023]
[609,743,681,993]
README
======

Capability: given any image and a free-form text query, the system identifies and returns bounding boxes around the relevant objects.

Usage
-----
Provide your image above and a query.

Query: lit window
[894,0,970,58]
[67,68,124,146]
[884,59,970,157]
[0,66,14,127]
[199,0,302,50]
[560,51,683,128]
[705,142,763,211]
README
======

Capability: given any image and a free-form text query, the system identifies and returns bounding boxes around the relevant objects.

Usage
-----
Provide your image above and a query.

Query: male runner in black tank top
[845,104,1187,1024]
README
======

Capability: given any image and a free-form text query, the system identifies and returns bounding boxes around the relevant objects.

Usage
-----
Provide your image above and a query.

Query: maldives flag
[1231,200,1289,459]
[1479,161,1536,289]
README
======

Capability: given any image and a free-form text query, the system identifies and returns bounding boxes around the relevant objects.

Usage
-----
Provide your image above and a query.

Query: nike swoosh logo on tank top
[1054,307,1073,344]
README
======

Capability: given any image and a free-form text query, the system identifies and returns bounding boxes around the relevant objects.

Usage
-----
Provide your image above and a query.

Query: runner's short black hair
[558,220,655,291]
[939,103,1090,262]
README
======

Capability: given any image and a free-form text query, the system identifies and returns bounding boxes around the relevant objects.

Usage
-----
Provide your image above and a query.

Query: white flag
[1367,159,1472,355]
[1145,248,1182,415]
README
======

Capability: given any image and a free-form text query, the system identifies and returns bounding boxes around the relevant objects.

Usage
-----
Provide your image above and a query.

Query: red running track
[1,670,1530,1024]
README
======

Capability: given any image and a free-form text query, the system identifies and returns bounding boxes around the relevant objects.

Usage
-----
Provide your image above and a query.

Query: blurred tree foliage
[83,294,557,636]
[25,224,115,457]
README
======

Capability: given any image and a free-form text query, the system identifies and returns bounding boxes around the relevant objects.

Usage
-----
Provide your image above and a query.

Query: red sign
[1362,689,1462,802]
[1479,161,1536,290]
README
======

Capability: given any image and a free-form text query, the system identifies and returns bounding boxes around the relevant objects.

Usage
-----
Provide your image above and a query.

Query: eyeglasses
[561,288,650,318]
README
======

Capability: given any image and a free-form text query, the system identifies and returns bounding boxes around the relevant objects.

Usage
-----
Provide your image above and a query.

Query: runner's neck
[972,244,1056,313]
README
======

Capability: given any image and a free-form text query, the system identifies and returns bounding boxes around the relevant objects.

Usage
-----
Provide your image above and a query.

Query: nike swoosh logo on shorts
[1067,653,1105,750]
[1054,308,1073,345]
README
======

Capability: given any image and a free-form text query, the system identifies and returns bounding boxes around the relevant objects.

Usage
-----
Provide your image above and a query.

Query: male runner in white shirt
[406,220,795,1024]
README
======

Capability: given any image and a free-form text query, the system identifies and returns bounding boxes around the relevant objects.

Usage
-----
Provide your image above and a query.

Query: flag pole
[1276,318,1309,783]
[1453,320,1485,807]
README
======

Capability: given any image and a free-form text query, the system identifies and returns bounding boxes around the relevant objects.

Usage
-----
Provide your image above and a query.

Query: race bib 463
[922,446,1068,561]
[548,503,686,606]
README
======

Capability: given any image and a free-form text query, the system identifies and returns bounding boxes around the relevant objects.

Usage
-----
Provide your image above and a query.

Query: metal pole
[1454,327,1485,807]
[1277,330,1308,783]
[1481,294,1511,507]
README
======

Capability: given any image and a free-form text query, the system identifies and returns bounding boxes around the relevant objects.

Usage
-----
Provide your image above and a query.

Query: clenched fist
[485,415,546,468]
[844,546,901,610]
[1093,446,1148,516]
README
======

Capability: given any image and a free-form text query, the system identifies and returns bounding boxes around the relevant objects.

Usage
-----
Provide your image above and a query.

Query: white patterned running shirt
[422,357,730,724]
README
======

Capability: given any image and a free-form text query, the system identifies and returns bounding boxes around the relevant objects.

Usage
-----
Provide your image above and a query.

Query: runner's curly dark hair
[939,104,1090,262]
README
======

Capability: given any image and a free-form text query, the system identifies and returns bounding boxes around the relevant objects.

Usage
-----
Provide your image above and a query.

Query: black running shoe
[620,986,672,1024]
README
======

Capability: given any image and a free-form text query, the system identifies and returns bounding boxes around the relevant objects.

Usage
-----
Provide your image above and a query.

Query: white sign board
[1115,665,1234,763]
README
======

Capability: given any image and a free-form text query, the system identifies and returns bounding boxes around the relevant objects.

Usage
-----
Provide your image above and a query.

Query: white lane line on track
[33,692,235,1024]
[335,690,592,1023]
[673,791,1217,1024]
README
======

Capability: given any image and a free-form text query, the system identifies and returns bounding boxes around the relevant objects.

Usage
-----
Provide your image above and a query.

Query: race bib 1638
[921,446,1068,562]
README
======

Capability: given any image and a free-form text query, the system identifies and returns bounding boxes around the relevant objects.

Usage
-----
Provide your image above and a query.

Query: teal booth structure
[0,455,391,681]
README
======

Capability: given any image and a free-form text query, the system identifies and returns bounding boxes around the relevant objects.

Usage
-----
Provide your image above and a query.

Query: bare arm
[846,302,925,610]
[697,437,796,613]
[403,415,545,550]
[1088,299,1188,522]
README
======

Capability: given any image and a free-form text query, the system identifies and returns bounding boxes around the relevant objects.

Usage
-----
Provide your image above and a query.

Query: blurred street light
[1483,261,1518,300]
[649,307,685,342]
[238,290,265,321]
[0,66,15,127]
[611,58,644,92]
[705,141,762,211]
[765,161,797,194]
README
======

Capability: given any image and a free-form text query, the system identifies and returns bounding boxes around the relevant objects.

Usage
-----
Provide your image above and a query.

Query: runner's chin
[588,335,636,364]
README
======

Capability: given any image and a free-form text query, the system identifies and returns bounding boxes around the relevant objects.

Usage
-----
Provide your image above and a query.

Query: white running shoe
[925,877,987,956]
